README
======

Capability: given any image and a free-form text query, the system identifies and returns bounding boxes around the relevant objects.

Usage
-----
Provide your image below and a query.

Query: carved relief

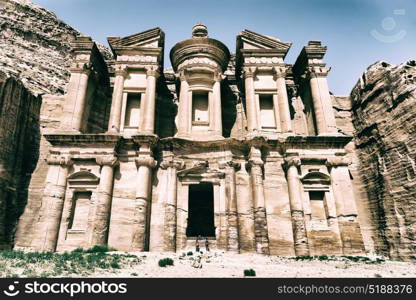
[244,57,282,64]
[117,55,157,63]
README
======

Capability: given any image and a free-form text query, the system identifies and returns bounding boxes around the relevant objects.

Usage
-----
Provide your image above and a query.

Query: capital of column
[46,155,73,167]
[114,64,128,77]
[96,156,119,167]
[326,157,350,168]
[160,159,185,170]
[273,66,288,80]
[283,157,301,172]
[306,66,331,79]
[218,160,241,171]
[69,62,92,75]
[135,156,157,169]
[242,67,257,79]
[145,65,160,79]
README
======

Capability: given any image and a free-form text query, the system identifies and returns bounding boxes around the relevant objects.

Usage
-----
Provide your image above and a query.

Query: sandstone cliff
[351,60,416,260]
[0,0,112,96]
[0,73,41,249]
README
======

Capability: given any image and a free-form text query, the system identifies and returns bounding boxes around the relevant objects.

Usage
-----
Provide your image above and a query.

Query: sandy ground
[92,251,416,278]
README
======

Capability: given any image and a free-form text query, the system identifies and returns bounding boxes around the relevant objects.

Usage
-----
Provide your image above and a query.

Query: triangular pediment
[238,29,291,51]
[108,27,165,50]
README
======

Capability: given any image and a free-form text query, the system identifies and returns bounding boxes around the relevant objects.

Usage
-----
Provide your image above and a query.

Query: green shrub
[187,251,193,256]
[244,269,256,277]
[158,258,174,267]
[294,256,314,261]
[85,245,116,253]
[318,255,329,261]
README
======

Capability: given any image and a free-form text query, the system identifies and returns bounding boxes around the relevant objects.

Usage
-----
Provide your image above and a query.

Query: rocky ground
[2,249,415,278]
[106,252,416,278]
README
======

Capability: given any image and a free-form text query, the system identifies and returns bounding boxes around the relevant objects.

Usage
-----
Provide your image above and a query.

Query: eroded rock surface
[0,73,41,249]
[0,0,112,95]
[351,60,416,260]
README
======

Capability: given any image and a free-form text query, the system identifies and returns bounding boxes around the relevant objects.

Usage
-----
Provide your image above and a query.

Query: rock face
[0,0,111,96]
[0,73,41,249]
[351,60,416,260]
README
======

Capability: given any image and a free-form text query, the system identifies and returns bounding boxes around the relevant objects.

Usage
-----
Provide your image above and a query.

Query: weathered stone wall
[333,95,377,253]
[351,60,416,260]
[0,74,41,249]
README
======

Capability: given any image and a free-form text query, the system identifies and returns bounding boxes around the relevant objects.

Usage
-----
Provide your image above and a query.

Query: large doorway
[186,183,215,237]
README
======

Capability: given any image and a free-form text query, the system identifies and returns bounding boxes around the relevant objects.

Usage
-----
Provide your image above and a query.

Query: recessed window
[192,91,209,125]
[309,191,326,220]
[259,94,276,129]
[69,191,91,231]
[124,93,141,128]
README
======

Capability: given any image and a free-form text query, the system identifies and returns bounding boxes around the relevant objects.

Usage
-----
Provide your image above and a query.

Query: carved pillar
[243,67,258,132]
[212,73,223,137]
[274,66,292,133]
[160,159,185,252]
[307,66,337,135]
[248,147,269,254]
[132,152,157,251]
[220,160,241,253]
[32,155,73,252]
[108,65,127,132]
[327,157,364,254]
[284,157,309,256]
[90,156,118,247]
[141,66,160,134]
[176,71,190,137]
[61,63,91,131]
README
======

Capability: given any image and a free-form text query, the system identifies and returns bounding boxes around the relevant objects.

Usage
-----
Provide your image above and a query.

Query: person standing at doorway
[196,235,200,252]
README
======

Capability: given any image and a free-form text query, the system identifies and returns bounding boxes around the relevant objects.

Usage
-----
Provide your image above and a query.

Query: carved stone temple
[13,25,368,256]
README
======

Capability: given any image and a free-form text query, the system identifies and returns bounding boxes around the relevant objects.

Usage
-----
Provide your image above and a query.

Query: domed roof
[170,24,230,72]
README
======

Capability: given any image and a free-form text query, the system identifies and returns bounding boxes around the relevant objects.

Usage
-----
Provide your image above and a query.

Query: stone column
[108,65,127,132]
[176,71,190,137]
[61,63,91,131]
[284,157,310,256]
[274,66,292,133]
[141,66,160,134]
[160,159,185,252]
[220,160,241,253]
[132,153,157,251]
[248,147,269,254]
[90,156,118,247]
[307,66,337,135]
[212,73,223,137]
[243,67,258,132]
[31,155,73,252]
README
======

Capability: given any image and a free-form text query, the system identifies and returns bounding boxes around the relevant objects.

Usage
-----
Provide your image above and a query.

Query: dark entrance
[186,183,215,237]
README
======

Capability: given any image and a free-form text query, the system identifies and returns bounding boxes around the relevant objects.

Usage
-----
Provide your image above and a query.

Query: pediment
[301,171,331,185]
[238,30,291,51]
[108,27,165,51]
[68,170,99,185]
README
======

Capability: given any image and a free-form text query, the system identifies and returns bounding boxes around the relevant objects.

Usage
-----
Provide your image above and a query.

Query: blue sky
[32,0,415,94]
